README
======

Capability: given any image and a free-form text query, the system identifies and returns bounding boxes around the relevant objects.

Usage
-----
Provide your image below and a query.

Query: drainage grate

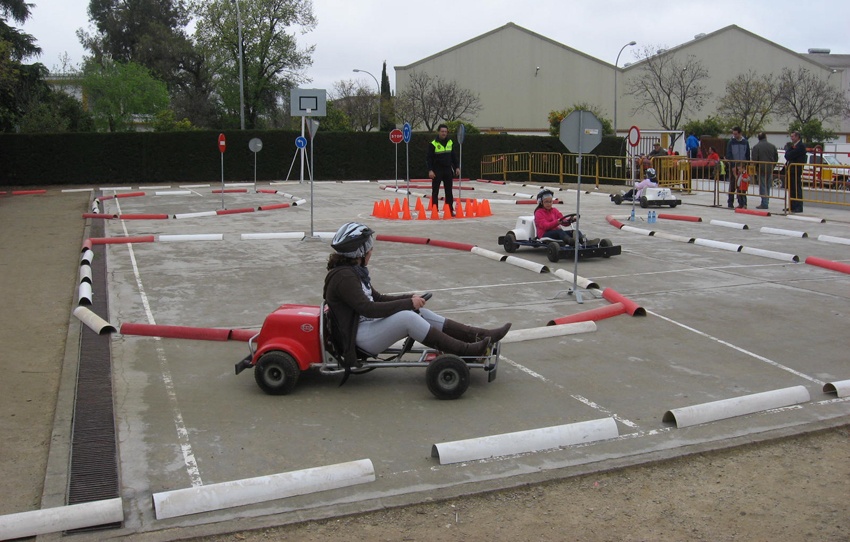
[67,217,122,531]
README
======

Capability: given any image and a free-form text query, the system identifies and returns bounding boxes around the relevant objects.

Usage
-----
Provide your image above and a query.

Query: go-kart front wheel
[546,241,561,262]
[639,196,649,208]
[426,355,470,400]
[503,231,518,253]
[600,238,613,257]
[254,351,300,395]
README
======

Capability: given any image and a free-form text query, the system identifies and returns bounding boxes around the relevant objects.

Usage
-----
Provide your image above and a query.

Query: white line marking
[115,201,204,487]
[647,310,825,385]
[570,395,640,428]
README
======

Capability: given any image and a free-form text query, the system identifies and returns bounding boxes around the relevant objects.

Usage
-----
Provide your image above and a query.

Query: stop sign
[389,129,403,144]
[218,133,226,153]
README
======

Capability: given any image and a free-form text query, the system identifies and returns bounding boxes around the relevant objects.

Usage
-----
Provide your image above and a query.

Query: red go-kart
[234,295,500,400]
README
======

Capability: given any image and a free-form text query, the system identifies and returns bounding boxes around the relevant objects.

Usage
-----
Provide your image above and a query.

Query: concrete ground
[22,180,850,539]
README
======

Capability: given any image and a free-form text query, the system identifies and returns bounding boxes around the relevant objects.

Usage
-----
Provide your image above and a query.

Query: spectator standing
[784,130,807,213]
[751,133,778,210]
[426,124,460,216]
[725,126,751,209]
[686,133,700,159]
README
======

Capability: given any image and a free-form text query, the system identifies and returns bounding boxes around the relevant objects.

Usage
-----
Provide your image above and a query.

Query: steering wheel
[421,292,432,301]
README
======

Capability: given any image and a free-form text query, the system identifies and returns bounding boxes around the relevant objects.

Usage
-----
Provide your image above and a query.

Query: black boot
[423,328,490,357]
[443,319,512,343]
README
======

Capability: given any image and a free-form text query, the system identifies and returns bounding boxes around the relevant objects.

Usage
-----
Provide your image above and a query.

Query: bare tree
[776,66,850,127]
[331,79,374,131]
[626,47,711,139]
[396,71,481,131]
[718,70,779,138]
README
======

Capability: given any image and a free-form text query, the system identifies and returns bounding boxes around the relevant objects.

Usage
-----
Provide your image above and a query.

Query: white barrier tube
[81,249,94,266]
[471,246,507,262]
[79,264,92,284]
[504,256,549,274]
[553,268,598,290]
[241,232,305,240]
[158,234,223,242]
[179,184,211,188]
[489,193,519,200]
[174,211,217,219]
[293,199,308,206]
[78,282,93,306]
[620,225,654,236]
[156,190,192,196]
[99,186,132,191]
[0,498,123,540]
[817,235,850,246]
[740,246,799,262]
[512,192,533,199]
[662,385,810,428]
[62,188,95,193]
[823,379,850,398]
[693,238,742,252]
[786,214,825,223]
[141,185,171,189]
[710,219,749,229]
[73,306,117,334]
[431,417,619,465]
[312,231,336,239]
[152,459,375,520]
[225,182,253,187]
[500,321,596,343]
[759,226,808,238]
[652,231,695,243]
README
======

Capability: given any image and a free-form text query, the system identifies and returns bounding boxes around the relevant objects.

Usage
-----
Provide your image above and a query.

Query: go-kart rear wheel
[639,196,649,208]
[426,355,470,400]
[599,238,613,257]
[669,200,678,208]
[546,241,561,262]
[503,231,518,253]
[254,351,300,395]
[613,194,623,205]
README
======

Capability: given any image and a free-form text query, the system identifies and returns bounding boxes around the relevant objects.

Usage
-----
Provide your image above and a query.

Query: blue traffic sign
[402,122,411,144]
[295,136,307,149]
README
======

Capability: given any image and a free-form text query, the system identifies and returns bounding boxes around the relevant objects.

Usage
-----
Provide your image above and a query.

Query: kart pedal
[234,355,253,375]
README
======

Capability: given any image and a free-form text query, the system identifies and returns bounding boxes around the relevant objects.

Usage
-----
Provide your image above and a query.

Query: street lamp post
[353,68,380,131]
[613,40,636,136]
[232,0,245,130]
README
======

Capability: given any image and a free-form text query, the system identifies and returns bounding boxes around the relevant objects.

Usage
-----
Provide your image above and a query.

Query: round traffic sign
[218,133,226,153]
[295,136,307,149]
[249,138,263,153]
[627,125,641,147]
[389,129,404,144]
[457,123,466,145]
[402,122,411,143]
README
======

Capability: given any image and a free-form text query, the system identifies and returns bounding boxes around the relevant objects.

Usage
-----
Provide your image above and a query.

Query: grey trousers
[356,308,445,355]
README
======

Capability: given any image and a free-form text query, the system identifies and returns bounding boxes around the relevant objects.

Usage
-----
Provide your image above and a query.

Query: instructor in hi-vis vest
[426,123,460,216]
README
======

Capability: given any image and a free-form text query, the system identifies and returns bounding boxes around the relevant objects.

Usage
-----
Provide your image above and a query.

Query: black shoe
[755,205,768,210]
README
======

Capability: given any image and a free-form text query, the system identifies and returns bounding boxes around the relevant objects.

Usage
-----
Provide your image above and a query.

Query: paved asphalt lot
[43,180,850,539]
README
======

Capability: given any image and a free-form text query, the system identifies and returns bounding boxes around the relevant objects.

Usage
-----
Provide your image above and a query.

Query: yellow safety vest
[431,139,453,153]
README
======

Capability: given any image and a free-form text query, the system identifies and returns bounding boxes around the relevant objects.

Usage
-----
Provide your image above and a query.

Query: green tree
[320,100,352,132]
[151,109,194,131]
[682,116,727,139]
[777,66,850,128]
[717,71,778,138]
[395,71,482,131]
[18,89,95,133]
[191,0,316,129]
[380,60,394,131]
[0,0,40,60]
[81,58,169,131]
[548,103,613,137]
[788,119,835,148]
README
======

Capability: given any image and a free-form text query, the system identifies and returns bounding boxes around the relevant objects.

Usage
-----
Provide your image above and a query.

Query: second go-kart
[612,186,681,208]
[498,215,621,263]
[234,293,500,400]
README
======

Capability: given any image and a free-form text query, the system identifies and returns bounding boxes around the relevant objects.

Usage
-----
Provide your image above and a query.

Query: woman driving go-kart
[534,189,599,246]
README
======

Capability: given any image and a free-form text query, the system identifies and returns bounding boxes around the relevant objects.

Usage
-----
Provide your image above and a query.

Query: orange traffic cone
[379,199,389,218]
[391,198,401,216]
[372,201,380,217]
[430,204,440,220]
[479,199,492,217]
[466,198,476,217]
[443,203,453,219]
[401,203,412,220]
[415,197,425,215]
[455,199,465,218]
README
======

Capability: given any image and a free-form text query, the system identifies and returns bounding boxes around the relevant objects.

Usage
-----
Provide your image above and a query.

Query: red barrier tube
[121,323,230,341]
[81,239,93,252]
[605,215,625,229]
[118,214,170,220]
[256,189,278,194]
[547,303,627,325]
[376,234,430,245]
[257,203,291,211]
[427,239,475,251]
[601,288,646,316]
[212,188,248,194]
[229,329,260,341]
[89,235,156,245]
[657,213,702,222]
[805,256,850,275]
[12,189,47,195]
[217,207,255,215]
[83,213,117,219]
[735,208,770,217]
[114,191,146,198]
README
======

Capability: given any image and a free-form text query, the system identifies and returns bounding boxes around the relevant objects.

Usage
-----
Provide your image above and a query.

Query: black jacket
[323,265,412,367]
[426,136,459,171]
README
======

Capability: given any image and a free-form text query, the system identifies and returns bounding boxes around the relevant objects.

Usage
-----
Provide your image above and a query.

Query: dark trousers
[431,168,454,211]
[788,164,803,212]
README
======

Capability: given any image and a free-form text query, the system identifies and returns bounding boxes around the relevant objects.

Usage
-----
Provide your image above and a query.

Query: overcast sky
[21,0,850,92]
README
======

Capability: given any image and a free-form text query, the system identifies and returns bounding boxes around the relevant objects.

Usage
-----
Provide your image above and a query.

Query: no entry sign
[218,133,226,153]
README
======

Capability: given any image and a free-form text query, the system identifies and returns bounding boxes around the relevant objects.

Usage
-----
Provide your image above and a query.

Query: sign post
[627,125,641,222]
[218,133,227,209]
[456,123,466,205]
[249,138,263,192]
[559,111,603,303]
[402,122,412,203]
[390,129,403,190]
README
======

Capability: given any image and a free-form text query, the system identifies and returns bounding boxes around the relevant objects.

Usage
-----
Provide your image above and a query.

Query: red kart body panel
[253,304,322,370]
